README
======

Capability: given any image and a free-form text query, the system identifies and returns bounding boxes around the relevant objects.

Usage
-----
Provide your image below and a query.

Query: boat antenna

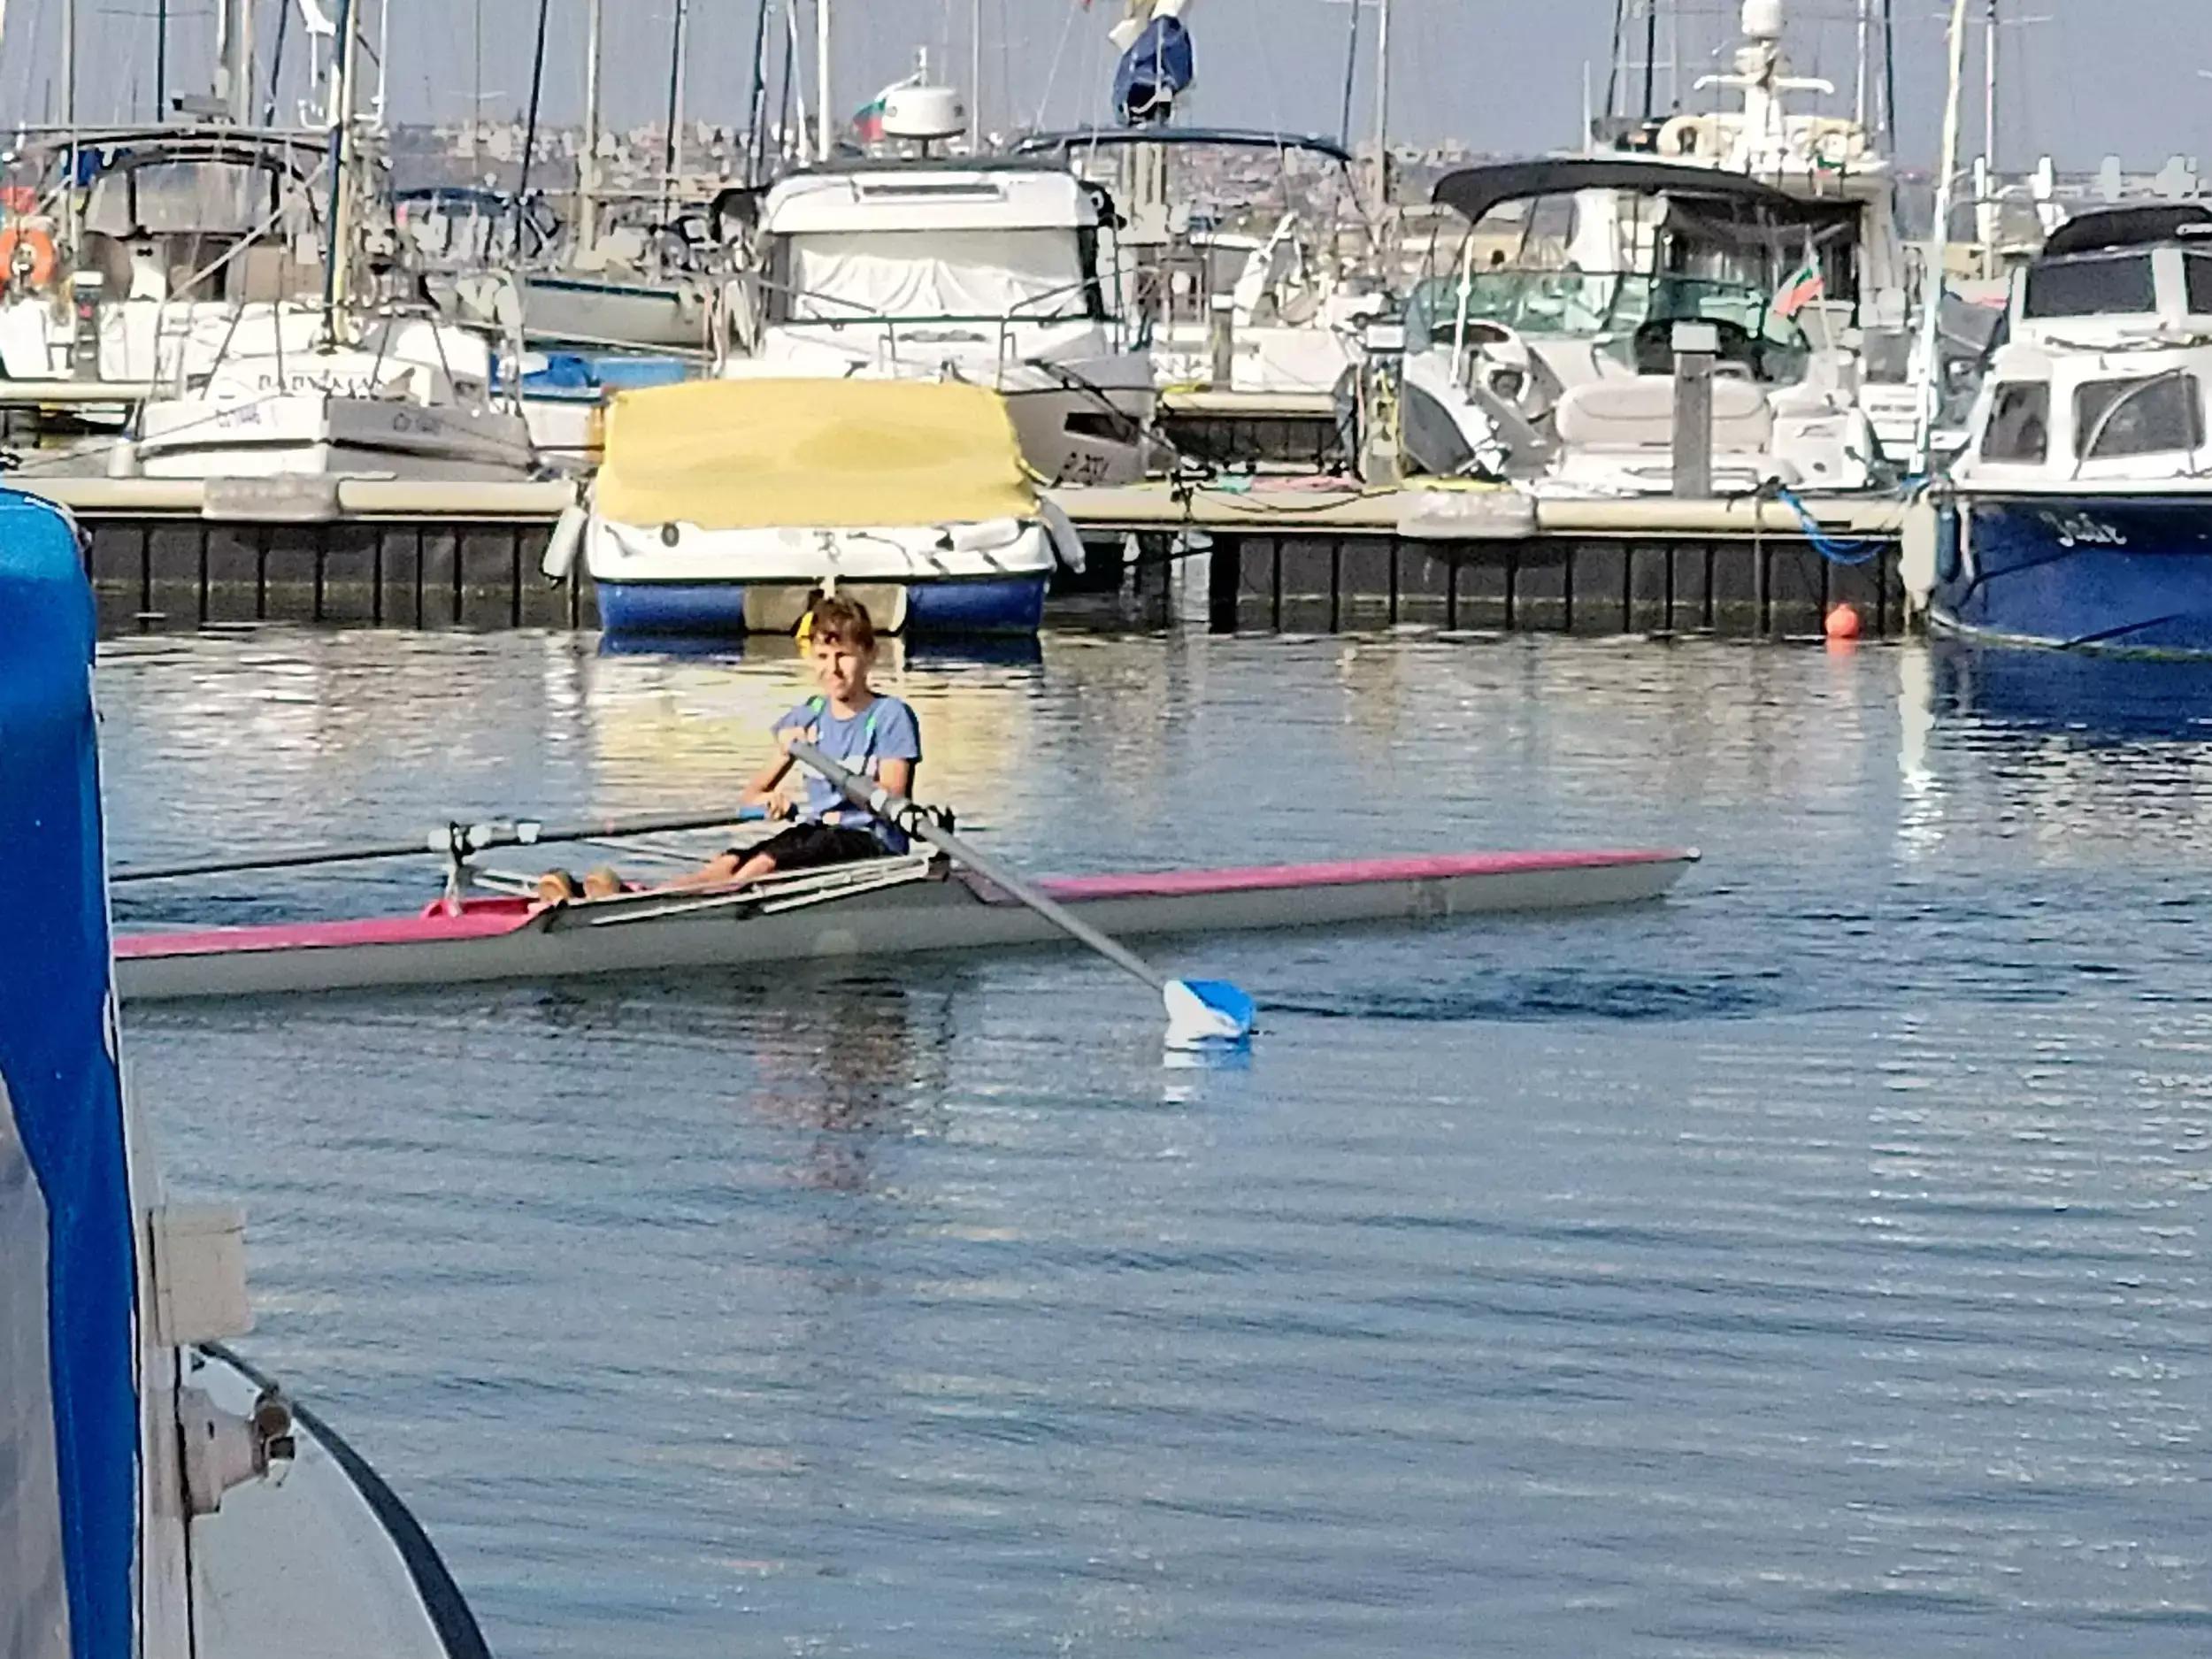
[1912,0,1972,475]
[1603,0,1627,123]
[157,0,170,119]
[1641,0,1659,119]
[511,0,551,259]
[1880,0,1897,144]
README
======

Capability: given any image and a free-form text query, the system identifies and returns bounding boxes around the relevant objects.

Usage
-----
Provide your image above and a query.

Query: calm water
[103,628,2208,1657]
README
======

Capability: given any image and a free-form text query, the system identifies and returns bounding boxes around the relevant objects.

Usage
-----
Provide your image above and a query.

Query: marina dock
[27,474,1906,640]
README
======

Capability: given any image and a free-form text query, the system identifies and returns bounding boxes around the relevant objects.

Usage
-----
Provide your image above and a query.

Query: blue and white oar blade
[1163,979,1256,1050]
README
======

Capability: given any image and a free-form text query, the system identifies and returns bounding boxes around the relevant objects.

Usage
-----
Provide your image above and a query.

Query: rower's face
[812,637,872,701]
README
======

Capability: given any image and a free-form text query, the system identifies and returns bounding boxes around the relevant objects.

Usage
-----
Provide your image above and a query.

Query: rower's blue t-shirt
[774,694,924,851]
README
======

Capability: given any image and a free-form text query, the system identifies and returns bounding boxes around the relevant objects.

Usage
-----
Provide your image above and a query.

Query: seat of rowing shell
[1553,374,1776,455]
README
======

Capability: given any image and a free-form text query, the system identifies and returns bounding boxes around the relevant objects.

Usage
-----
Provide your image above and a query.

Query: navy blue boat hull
[1931,493,2212,655]
[597,573,1050,638]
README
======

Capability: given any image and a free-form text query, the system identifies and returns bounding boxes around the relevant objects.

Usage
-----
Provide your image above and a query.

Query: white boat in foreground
[3,487,482,1659]
[116,845,1699,1003]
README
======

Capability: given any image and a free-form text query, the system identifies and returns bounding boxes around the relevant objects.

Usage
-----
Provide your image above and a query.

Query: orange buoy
[1824,603,1863,643]
[0,223,58,289]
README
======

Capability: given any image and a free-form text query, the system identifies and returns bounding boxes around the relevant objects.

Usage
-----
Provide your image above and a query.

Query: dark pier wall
[82,517,588,634]
[75,513,1902,641]
[1202,532,1903,638]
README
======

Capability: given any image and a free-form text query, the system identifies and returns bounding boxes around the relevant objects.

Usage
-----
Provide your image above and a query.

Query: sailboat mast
[1983,0,1999,174]
[662,0,689,229]
[62,0,77,248]
[1855,0,1870,127]
[1914,0,1973,473]
[1371,0,1391,211]
[320,0,360,339]
[580,0,603,250]
[969,0,983,150]
[817,0,833,161]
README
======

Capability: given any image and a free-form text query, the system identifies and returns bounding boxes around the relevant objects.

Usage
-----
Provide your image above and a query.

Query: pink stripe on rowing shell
[114,902,540,961]
[1030,849,1693,904]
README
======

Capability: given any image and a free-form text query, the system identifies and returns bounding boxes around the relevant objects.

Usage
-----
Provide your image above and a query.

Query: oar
[789,740,1255,1050]
[114,807,768,884]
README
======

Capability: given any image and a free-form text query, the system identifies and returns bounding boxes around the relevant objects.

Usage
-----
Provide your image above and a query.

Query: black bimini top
[1017,127,1356,165]
[2041,203,2212,259]
[1433,157,1831,228]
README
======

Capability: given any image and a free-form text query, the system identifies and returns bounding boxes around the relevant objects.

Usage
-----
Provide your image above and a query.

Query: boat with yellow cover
[544,378,1085,636]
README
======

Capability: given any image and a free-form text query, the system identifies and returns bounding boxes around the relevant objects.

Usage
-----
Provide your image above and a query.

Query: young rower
[534,596,921,905]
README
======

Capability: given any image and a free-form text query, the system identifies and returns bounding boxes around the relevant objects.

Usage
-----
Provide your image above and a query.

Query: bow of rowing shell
[113,849,1701,1002]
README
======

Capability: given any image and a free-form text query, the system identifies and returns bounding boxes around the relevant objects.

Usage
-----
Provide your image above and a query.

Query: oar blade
[1163,979,1256,1050]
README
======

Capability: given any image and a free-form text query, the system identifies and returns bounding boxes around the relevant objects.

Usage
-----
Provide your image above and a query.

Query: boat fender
[541,499,588,584]
[1039,495,1088,574]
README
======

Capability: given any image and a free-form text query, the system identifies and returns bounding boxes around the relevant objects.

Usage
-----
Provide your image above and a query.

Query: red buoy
[1824,603,1862,642]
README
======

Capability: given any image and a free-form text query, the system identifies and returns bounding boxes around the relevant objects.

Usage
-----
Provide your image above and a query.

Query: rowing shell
[113,848,1701,1003]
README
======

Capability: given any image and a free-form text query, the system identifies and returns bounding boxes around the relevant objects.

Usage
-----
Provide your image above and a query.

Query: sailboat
[2,485,487,1659]
[1,1,536,483]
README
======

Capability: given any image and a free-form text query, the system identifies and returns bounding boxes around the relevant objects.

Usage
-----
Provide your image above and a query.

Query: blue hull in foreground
[597,573,1050,639]
[1931,494,2212,655]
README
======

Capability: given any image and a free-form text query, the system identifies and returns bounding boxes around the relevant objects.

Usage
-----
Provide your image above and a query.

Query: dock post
[1357,318,1408,488]
[1209,294,1235,389]
[1671,320,1717,500]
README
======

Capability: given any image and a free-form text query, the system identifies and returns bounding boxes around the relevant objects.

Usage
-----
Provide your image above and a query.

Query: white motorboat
[1402,157,1882,495]
[723,153,1156,487]
[1,485,485,1659]
[545,376,1082,636]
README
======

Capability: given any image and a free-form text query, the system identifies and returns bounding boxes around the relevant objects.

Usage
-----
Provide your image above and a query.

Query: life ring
[0,224,58,288]
[1656,114,1710,159]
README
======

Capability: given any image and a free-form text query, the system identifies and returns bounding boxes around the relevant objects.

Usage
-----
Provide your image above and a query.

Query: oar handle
[788,740,1167,994]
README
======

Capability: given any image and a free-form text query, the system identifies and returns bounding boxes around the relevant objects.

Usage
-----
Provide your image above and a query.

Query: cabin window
[2023,254,2156,319]
[2185,253,2212,316]
[1980,381,2050,463]
[2074,373,2205,459]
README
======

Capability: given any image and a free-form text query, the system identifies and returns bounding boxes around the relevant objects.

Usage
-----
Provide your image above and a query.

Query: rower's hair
[807,595,876,654]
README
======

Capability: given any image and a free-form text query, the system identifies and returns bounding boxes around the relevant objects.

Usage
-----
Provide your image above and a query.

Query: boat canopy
[1434,158,1849,231]
[2041,204,2212,258]
[0,490,135,1659]
[761,167,1095,234]
[595,379,1038,533]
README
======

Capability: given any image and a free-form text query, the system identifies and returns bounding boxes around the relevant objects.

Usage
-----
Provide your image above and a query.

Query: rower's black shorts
[734,823,891,872]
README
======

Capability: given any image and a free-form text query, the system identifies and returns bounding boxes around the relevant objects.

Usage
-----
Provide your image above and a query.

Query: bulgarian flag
[853,93,890,142]
[1773,249,1826,319]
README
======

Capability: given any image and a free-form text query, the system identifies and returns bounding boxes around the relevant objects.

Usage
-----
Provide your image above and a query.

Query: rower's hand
[776,723,818,758]
[769,792,799,821]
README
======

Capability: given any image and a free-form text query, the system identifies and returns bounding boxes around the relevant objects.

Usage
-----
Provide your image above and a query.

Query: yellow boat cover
[595,378,1039,531]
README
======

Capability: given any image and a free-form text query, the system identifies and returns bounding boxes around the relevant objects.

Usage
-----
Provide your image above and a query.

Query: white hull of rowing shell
[118,856,1694,1003]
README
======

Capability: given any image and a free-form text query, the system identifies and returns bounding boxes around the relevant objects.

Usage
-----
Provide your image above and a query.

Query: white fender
[541,499,588,584]
[935,516,1025,556]
[1039,495,1088,574]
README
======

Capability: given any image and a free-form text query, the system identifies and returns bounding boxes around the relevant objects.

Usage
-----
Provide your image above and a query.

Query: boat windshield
[1407,268,1811,380]
[83,158,309,240]
[2023,253,2157,319]
[772,228,1104,326]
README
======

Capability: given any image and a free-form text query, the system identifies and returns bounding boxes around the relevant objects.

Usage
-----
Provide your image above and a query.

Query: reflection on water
[107,627,2209,1658]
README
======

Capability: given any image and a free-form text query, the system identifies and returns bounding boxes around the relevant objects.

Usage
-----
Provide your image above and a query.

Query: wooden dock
[12,473,1906,639]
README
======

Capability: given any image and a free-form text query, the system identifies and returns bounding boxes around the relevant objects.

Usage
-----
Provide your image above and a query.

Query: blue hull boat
[1931,494,2212,655]
[596,572,1051,638]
